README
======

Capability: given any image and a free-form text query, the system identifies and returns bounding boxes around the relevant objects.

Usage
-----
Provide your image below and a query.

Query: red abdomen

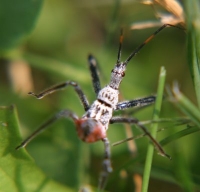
[75,118,107,143]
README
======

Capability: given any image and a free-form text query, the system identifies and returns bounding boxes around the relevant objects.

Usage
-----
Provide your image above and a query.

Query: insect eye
[121,72,125,77]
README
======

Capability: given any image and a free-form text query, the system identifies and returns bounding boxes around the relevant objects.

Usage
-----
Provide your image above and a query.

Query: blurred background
[1,0,199,191]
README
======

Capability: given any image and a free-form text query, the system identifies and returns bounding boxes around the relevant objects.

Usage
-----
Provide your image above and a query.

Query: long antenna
[117,29,124,64]
[124,24,183,65]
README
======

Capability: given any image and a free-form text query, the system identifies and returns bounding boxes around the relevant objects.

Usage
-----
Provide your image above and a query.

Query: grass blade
[169,82,200,127]
[141,66,166,192]
[184,0,200,108]
[160,125,200,146]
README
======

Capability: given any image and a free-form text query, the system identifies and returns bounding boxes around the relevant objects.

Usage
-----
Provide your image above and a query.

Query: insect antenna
[117,29,123,64]
[124,24,184,65]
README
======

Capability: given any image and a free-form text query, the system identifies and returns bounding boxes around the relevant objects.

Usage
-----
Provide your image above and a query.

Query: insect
[16,24,177,190]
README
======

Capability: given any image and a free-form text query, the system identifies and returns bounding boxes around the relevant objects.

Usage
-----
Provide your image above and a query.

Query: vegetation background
[0,0,199,192]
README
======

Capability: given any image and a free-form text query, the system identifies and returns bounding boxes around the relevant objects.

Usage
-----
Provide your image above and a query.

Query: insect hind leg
[16,109,78,150]
[98,137,113,190]
[110,116,171,159]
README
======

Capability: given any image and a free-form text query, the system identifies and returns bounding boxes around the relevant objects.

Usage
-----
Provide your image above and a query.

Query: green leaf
[0,0,43,52]
[0,105,73,192]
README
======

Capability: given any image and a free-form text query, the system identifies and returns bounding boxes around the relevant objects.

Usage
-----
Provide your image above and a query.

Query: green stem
[142,66,166,192]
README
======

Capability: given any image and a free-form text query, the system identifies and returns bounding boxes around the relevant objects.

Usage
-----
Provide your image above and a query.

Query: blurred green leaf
[173,146,195,192]
[185,0,200,108]
[24,52,90,83]
[169,82,200,128]
[0,0,43,52]
[0,105,73,192]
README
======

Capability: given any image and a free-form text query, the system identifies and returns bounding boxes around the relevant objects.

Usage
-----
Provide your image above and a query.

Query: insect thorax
[82,86,118,130]
[98,86,119,107]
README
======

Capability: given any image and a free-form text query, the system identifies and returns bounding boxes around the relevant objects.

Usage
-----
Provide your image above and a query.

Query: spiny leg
[16,109,78,150]
[98,137,113,191]
[115,95,156,110]
[110,116,171,159]
[115,95,156,155]
[29,81,90,111]
[88,54,101,95]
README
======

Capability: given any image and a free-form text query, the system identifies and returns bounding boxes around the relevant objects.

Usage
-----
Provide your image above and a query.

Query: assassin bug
[16,24,178,190]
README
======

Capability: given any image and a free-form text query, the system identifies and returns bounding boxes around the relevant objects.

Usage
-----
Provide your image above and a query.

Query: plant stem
[141,66,166,192]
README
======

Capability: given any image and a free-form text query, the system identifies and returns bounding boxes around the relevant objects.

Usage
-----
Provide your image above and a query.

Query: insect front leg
[29,81,90,111]
[88,54,101,95]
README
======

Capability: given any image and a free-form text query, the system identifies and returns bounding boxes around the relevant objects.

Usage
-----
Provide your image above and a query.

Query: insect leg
[88,54,101,95]
[16,109,78,150]
[29,81,90,111]
[110,116,171,159]
[115,95,156,110]
[98,137,113,190]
